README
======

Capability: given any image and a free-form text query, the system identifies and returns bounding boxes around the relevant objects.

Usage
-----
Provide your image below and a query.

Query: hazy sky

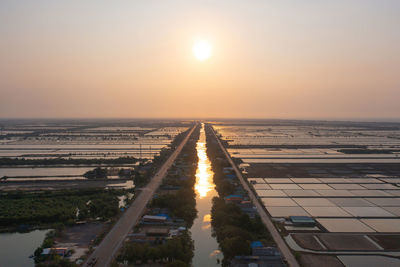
[1,0,399,119]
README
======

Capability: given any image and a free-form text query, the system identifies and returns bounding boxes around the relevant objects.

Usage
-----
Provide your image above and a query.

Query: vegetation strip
[205,124,283,267]
[116,124,201,266]
[83,124,197,267]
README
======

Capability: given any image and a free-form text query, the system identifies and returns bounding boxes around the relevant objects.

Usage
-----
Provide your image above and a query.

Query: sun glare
[193,40,212,61]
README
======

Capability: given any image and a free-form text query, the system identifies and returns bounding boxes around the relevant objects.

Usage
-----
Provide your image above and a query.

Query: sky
[0,0,399,120]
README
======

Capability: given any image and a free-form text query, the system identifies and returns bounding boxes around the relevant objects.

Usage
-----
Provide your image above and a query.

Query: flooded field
[0,119,191,190]
[212,120,400,265]
[0,120,190,160]
[0,119,191,265]
[214,122,400,147]
[191,125,222,266]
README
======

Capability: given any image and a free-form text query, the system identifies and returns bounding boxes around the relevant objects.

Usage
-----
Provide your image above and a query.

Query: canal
[191,124,222,266]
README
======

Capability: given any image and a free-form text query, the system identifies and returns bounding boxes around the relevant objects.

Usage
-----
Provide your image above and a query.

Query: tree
[220,236,251,262]
[83,167,107,179]
[166,260,189,267]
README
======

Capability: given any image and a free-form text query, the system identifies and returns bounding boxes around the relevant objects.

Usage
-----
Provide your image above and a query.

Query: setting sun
[193,40,212,61]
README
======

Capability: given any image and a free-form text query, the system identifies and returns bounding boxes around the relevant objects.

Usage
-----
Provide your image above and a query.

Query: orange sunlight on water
[194,124,215,198]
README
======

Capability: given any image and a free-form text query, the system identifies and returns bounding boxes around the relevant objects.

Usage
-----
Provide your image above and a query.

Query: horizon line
[0,116,399,124]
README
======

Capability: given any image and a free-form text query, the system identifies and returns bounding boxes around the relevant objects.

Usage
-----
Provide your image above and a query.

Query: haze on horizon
[1,0,399,120]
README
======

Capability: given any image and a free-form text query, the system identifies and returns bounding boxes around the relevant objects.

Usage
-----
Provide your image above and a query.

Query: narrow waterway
[191,124,222,266]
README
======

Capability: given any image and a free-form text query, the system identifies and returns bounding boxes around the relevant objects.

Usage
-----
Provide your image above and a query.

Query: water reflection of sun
[203,214,211,222]
[194,128,214,198]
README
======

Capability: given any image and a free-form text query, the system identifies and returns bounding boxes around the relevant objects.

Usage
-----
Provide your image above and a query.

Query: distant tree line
[83,167,108,179]
[0,156,139,166]
[338,148,396,154]
[204,125,235,197]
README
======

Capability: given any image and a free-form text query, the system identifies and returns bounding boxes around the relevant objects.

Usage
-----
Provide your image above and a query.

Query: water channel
[191,124,222,266]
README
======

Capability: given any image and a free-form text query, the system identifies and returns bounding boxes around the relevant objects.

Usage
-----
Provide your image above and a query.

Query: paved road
[84,125,196,267]
[210,125,300,267]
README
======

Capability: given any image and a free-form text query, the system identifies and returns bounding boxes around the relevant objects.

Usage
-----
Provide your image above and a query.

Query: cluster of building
[41,247,68,257]
[127,155,194,246]
[223,167,266,219]
[128,210,187,244]
[221,167,287,267]
[231,242,285,267]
